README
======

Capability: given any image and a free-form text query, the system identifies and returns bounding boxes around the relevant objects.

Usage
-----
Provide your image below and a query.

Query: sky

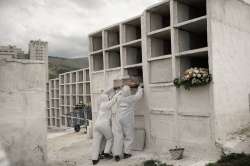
[0,0,161,58]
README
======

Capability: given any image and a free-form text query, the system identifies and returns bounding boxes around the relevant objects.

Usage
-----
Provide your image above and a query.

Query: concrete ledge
[0,57,45,64]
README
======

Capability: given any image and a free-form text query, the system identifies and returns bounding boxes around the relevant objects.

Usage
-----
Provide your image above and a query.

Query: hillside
[48,56,89,79]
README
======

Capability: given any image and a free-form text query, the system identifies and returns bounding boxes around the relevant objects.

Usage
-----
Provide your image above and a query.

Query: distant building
[47,68,91,128]
[0,40,49,79]
[0,45,27,59]
[29,40,48,80]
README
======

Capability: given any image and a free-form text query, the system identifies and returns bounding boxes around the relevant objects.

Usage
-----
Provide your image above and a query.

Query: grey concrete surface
[0,58,47,166]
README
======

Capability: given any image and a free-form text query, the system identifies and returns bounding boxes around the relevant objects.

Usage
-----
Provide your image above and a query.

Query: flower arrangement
[174,67,212,90]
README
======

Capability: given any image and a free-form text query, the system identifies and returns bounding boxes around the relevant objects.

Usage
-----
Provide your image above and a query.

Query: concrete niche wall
[0,58,47,166]
[88,0,250,158]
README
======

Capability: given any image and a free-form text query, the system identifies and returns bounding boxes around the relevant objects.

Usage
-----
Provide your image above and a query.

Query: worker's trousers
[91,121,113,160]
[113,113,135,156]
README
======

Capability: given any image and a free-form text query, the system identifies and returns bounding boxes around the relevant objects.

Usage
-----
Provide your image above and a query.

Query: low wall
[0,58,47,166]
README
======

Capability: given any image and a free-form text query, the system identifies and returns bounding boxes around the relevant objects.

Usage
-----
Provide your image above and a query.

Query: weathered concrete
[0,57,47,166]
[209,0,250,146]
[88,0,250,160]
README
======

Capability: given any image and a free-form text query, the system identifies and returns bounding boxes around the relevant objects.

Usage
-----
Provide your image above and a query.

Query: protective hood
[121,85,131,97]
[99,94,109,103]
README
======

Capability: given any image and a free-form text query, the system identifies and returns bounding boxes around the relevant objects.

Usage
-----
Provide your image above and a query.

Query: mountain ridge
[48,56,89,79]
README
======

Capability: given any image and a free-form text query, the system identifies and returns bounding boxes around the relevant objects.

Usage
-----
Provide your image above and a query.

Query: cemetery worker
[113,84,143,161]
[91,91,121,165]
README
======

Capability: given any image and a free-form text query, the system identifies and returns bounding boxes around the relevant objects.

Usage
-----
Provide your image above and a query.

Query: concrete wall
[47,68,91,128]
[209,0,250,143]
[88,0,250,158]
[0,58,47,166]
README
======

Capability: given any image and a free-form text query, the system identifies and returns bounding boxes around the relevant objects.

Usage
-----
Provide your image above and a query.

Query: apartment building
[89,0,250,157]
[0,45,27,59]
[29,40,48,80]
[47,68,91,128]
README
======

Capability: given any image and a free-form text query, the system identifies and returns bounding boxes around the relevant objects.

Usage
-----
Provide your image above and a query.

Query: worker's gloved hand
[139,83,144,88]
[116,90,122,96]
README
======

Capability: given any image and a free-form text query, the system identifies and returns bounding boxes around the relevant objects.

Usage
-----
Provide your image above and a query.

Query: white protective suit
[113,85,143,156]
[91,93,119,160]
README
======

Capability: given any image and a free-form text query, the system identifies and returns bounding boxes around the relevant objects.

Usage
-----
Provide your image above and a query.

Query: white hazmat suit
[113,85,143,157]
[91,93,119,161]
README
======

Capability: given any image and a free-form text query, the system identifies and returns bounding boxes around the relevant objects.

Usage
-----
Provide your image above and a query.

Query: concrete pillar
[0,58,47,166]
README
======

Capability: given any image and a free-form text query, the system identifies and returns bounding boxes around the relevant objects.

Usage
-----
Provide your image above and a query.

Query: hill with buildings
[48,56,89,79]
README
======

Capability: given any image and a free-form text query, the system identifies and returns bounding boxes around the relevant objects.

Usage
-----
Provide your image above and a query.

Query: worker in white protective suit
[91,91,120,165]
[113,85,143,161]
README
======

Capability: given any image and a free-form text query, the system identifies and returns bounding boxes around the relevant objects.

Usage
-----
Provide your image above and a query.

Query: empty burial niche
[61,96,64,105]
[150,35,171,57]
[177,18,207,52]
[51,81,54,89]
[78,70,83,82]
[86,96,91,105]
[124,18,141,42]
[66,106,71,114]
[148,1,170,32]
[61,107,65,114]
[56,119,60,127]
[66,96,70,105]
[60,75,64,84]
[72,96,76,106]
[51,91,55,98]
[66,73,70,83]
[67,118,72,127]
[176,0,206,23]
[72,84,76,94]
[60,85,64,94]
[56,90,59,98]
[91,31,103,52]
[92,53,104,71]
[125,46,142,65]
[106,50,121,69]
[125,66,143,83]
[52,118,56,126]
[106,26,120,47]
[56,80,59,87]
[61,117,65,126]
[79,96,83,104]
[78,83,83,94]
[72,72,76,83]
[52,109,55,116]
[56,110,60,118]
[179,54,209,74]
[85,70,90,81]
[86,83,90,94]
[66,85,70,94]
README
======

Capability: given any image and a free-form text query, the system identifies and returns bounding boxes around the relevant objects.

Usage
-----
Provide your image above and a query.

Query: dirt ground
[47,129,151,166]
[47,129,217,166]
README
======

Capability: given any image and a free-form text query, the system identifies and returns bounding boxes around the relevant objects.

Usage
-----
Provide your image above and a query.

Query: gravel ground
[47,130,217,166]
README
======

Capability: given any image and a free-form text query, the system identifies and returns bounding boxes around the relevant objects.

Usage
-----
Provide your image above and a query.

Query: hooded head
[121,85,131,97]
[97,93,109,110]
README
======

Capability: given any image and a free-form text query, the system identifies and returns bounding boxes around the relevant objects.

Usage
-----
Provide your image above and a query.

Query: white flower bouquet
[174,67,212,90]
